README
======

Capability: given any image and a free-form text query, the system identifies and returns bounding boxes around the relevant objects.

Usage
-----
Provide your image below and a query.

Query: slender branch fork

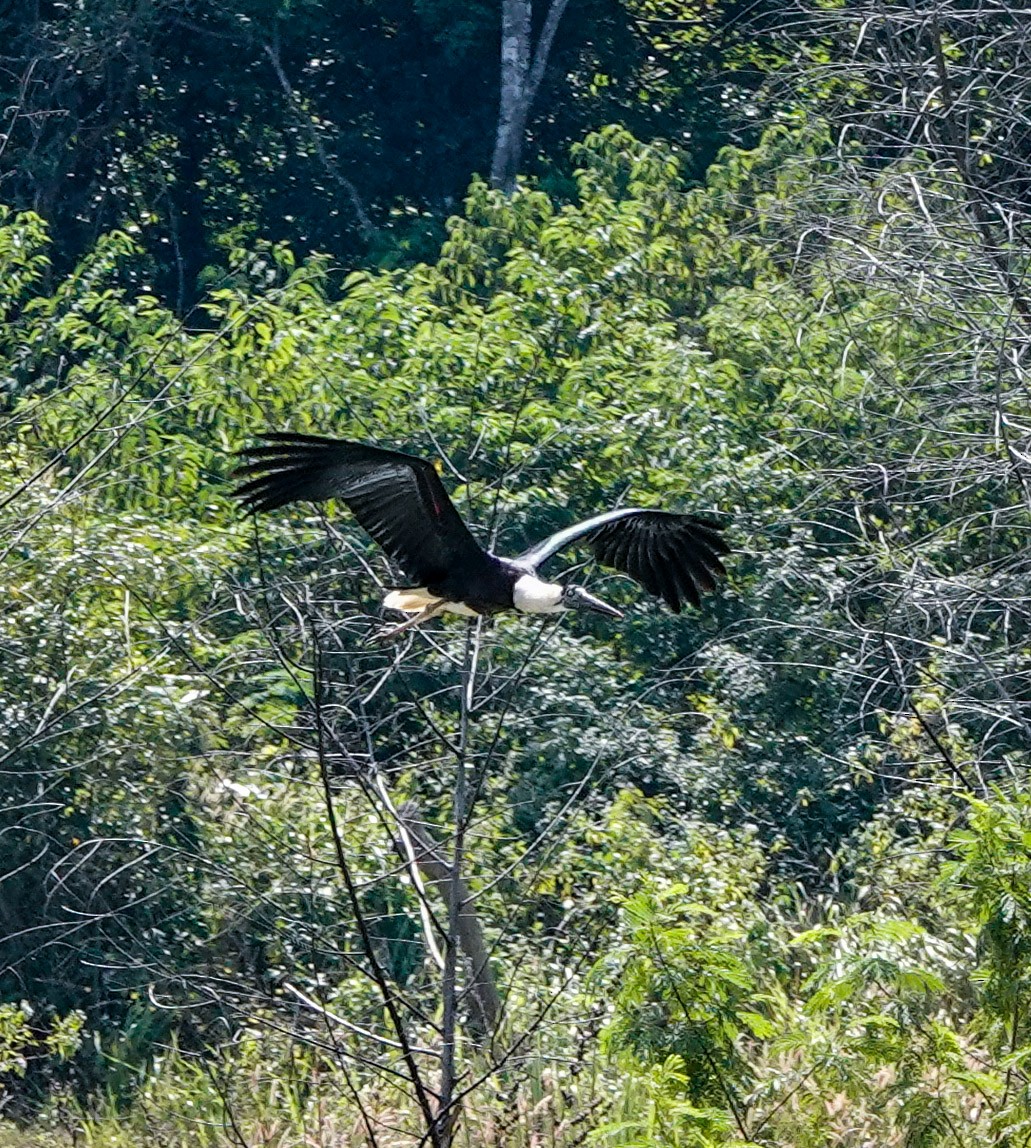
[302,603,514,1148]
[295,584,607,1146]
[310,630,442,1137]
[432,616,484,1145]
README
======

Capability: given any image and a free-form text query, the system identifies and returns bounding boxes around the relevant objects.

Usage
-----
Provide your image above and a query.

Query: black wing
[233,433,491,586]
[517,507,729,613]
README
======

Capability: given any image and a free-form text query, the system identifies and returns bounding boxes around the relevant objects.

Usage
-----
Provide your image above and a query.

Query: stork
[233,433,729,639]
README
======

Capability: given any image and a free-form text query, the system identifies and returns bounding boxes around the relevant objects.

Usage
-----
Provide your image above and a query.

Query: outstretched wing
[233,433,491,586]
[517,507,729,613]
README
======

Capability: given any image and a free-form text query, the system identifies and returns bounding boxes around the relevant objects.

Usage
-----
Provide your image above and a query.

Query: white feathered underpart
[383,589,477,616]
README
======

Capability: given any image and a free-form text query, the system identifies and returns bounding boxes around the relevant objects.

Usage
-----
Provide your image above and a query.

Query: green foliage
[599,844,774,1111]
[0,0,782,311]
[3,66,1031,1144]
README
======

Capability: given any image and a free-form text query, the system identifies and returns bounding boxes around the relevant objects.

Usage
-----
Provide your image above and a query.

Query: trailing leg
[371,602,445,643]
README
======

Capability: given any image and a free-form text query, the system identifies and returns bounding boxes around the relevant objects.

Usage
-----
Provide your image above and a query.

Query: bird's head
[560,582,624,619]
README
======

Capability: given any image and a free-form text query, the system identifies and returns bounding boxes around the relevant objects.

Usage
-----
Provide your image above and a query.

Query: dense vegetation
[2,0,771,308]
[3,1,1031,1144]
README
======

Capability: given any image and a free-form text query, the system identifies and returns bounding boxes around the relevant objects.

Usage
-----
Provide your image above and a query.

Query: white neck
[513,573,564,614]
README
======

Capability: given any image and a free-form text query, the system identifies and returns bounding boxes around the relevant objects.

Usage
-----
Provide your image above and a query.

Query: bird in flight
[234,433,729,640]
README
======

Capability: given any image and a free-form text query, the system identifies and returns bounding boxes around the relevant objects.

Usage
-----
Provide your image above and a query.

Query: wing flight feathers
[518,507,729,613]
[233,433,488,585]
[235,435,728,613]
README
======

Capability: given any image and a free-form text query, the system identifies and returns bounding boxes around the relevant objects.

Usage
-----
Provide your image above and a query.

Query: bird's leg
[370,603,446,643]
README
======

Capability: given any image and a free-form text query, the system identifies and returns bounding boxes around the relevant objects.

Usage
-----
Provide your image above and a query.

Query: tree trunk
[490,0,570,192]
[395,801,502,1041]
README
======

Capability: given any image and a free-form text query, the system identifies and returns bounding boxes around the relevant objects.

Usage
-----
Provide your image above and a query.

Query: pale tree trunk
[394,801,501,1040]
[490,0,571,192]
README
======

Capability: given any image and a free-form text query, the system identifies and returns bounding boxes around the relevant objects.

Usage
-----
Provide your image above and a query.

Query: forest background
[3,1,1031,1145]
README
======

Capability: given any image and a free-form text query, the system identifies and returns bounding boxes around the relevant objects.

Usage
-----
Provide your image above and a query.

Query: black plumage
[515,507,729,613]
[233,432,729,623]
[234,434,496,590]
